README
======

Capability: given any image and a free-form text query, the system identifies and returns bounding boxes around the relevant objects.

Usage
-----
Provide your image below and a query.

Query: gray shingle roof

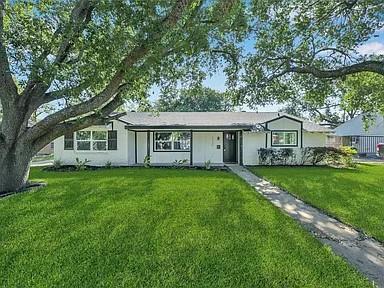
[335,114,384,136]
[120,112,330,132]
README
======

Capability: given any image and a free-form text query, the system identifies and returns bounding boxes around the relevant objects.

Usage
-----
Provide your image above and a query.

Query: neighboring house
[334,114,384,156]
[54,112,330,166]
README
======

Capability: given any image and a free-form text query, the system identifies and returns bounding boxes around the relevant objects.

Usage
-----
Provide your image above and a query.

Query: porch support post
[134,131,137,164]
[239,130,243,165]
[147,131,150,158]
[190,130,193,166]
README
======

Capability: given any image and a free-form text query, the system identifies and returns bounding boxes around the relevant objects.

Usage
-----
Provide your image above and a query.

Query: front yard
[250,164,384,242]
[0,168,369,287]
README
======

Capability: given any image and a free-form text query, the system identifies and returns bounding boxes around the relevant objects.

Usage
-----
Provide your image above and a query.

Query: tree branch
[22,0,95,101]
[31,96,125,154]
[287,60,384,78]
[0,0,18,102]
[26,0,197,142]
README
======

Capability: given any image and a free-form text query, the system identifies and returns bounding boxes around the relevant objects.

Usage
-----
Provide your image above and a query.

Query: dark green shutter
[108,130,117,150]
[64,132,74,150]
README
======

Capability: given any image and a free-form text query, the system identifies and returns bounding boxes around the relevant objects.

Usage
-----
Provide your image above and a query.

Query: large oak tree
[0,0,244,193]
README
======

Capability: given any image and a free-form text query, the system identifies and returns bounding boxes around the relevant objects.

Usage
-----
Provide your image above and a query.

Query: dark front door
[223,131,237,163]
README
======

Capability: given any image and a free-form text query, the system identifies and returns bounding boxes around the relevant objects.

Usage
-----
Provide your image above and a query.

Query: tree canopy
[230,0,384,110]
[0,0,245,192]
[154,87,234,112]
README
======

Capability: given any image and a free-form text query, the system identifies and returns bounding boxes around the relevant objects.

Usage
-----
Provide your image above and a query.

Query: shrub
[173,159,188,168]
[300,148,312,165]
[143,155,151,168]
[75,158,91,171]
[53,159,62,169]
[259,148,295,165]
[338,146,357,168]
[258,148,275,165]
[279,148,294,165]
[310,147,329,165]
[105,161,112,169]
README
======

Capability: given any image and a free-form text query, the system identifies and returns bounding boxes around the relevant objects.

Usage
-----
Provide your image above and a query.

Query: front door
[223,131,237,163]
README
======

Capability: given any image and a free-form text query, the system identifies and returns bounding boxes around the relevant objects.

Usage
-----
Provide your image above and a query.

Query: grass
[0,168,370,287]
[250,164,384,242]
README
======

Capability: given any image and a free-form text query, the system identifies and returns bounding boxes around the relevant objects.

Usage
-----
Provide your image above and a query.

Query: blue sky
[150,27,384,113]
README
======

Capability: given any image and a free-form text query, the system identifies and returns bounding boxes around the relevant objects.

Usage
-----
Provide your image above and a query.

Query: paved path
[227,165,384,287]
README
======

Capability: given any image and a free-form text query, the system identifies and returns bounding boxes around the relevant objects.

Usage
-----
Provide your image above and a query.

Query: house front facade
[54,112,330,166]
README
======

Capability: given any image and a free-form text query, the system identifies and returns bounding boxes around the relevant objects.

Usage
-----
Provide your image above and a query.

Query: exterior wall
[303,132,327,147]
[242,131,328,165]
[192,132,223,165]
[265,117,302,148]
[136,132,147,164]
[53,118,329,167]
[54,120,129,166]
[127,130,136,165]
[149,131,190,164]
[243,132,266,165]
[267,117,301,130]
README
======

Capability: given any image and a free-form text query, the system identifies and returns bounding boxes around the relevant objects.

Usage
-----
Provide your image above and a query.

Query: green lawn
[250,164,384,242]
[0,168,369,287]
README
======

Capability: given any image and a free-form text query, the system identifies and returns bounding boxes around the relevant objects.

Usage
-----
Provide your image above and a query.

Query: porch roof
[120,112,329,132]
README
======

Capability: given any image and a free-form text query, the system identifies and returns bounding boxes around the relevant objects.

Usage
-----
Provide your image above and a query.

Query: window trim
[271,130,298,147]
[75,130,108,152]
[153,131,191,152]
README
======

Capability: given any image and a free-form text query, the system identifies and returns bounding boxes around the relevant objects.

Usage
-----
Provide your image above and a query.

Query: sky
[149,26,384,113]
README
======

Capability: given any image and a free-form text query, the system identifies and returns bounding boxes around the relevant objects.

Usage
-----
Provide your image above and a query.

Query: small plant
[53,159,62,169]
[75,158,91,171]
[143,155,151,168]
[105,161,112,169]
[173,159,188,168]
[204,160,211,170]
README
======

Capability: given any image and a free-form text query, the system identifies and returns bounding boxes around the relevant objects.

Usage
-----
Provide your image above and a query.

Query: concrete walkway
[227,165,384,287]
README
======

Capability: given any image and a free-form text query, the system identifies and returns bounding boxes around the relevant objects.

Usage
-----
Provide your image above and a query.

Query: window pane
[272,131,297,146]
[92,131,107,140]
[272,132,284,145]
[172,132,190,150]
[285,133,296,145]
[155,132,172,141]
[156,141,172,150]
[77,141,91,150]
[76,131,91,140]
[93,141,107,151]
[173,141,190,150]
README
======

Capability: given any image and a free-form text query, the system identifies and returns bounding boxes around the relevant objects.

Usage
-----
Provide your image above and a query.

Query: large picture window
[76,131,108,151]
[154,132,191,151]
[271,131,297,146]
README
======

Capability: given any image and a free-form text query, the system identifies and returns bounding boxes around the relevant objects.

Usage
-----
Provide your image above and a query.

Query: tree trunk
[0,145,32,194]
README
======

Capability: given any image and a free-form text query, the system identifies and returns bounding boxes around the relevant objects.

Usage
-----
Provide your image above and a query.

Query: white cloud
[356,42,384,55]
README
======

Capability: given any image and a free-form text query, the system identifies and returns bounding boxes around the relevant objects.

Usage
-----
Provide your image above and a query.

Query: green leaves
[232,0,384,111]
[155,86,234,112]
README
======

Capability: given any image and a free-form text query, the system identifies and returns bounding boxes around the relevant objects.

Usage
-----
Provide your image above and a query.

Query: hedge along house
[334,114,384,157]
[54,112,330,166]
